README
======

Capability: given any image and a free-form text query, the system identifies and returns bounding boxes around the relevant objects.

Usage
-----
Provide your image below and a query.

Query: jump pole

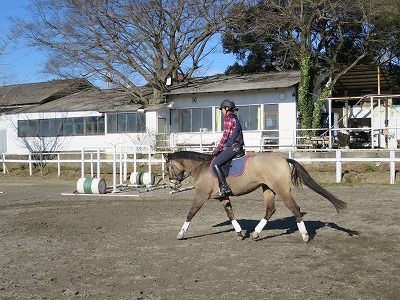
[60,192,139,197]
[169,186,195,194]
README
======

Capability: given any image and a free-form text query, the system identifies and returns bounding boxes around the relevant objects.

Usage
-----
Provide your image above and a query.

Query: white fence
[1,145,166,192]
[1,148,399,184]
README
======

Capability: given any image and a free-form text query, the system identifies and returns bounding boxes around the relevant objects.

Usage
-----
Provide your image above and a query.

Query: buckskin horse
[165,151,346,242]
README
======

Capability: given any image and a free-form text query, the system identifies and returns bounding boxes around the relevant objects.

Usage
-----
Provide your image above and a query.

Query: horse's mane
[167,151,212,162]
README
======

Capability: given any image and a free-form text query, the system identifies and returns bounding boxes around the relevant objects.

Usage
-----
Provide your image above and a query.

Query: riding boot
[213,165,233,198]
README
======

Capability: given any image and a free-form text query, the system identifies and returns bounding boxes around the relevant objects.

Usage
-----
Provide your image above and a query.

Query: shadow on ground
[181,214,360,241]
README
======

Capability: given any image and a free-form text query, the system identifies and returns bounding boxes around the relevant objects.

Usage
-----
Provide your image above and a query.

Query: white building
[165,71,300,151]
[1,72,301,154]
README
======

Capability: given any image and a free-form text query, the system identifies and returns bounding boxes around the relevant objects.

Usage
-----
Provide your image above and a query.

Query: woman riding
[211,99,244,198]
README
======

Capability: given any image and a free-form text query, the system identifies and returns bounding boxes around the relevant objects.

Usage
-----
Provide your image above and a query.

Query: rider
[211,99,244,198]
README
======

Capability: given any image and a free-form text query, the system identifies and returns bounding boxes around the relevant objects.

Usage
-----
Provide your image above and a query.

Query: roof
[0,78,93,107]
[167,71,301,95]
[16,88,144,114]
[333,65,400,97]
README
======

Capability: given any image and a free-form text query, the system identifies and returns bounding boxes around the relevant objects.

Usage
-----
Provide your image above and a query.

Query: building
[1,71,301,154]
[0,79,159,154]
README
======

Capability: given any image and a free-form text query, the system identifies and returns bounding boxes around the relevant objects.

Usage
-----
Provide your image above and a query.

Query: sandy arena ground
[0,176,399,299]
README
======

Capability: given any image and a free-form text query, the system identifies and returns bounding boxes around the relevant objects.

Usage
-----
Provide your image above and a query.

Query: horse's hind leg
[280,192,309,242]
[220,198,244,240]
[252,188,276,240]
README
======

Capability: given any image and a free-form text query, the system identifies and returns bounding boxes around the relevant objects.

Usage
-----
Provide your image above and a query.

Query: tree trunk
[298,54,313,136]
[311,80,332,135]
[153,88,164,104]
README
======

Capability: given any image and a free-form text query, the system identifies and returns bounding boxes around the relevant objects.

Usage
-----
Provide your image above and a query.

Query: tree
[18,0,240,105]
[223,0,400,134]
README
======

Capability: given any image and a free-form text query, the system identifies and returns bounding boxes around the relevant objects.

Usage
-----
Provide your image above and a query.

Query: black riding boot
[213,165,233,198]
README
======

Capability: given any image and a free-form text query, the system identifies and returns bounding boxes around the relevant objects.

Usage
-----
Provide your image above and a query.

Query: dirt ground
[0,174,399,299]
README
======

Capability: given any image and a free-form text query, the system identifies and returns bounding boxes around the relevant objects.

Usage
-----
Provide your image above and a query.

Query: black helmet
[219,99,237,110]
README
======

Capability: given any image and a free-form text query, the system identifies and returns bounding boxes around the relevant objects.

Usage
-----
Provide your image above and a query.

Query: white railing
[287,149,398,184]
[1,148,399,184]
[1,146,166,192]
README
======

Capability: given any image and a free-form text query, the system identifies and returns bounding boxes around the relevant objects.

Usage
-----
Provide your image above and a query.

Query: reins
[168,157,212,183]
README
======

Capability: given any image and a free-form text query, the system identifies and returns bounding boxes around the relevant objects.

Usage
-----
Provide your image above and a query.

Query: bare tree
[19,0,240,105]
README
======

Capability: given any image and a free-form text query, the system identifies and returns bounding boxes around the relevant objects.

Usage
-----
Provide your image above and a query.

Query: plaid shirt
[216,111,242,152]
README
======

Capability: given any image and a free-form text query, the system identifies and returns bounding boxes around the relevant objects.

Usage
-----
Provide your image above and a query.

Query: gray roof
[17,88,144,113]
[167,71,301,95]
[333,65,400,97]
[0,78,93,107]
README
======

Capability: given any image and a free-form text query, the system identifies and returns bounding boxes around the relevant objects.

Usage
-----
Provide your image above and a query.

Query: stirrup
[214,186,233,198]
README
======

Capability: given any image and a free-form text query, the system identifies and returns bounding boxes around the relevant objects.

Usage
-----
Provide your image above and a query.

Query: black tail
[287,158,347,212]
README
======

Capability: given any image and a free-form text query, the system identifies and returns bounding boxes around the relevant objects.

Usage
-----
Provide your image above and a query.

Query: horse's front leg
[220,198,244,240]
[177,193,208,240]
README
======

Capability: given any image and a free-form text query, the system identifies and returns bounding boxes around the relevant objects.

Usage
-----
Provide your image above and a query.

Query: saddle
[211,149,247,178]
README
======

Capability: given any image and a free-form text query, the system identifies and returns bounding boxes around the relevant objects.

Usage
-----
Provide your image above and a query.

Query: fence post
[119,147,123,186]
[90,152,94,177]
[81,149,85,179]
[123,152,128,182]
[161,153,165,179]
[148,145,152,176]
[112,146,117,193]
[390,150,395,184]
[2,154,5,174]
[97,148,101,178]
[57,153,61,177]
[28,153,32,176]
[336,150,342,183]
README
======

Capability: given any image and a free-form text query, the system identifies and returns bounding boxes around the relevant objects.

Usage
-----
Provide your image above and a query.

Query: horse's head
[165,153,185,190]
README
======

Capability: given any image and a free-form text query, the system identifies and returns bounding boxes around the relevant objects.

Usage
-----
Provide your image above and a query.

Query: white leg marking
[297,221,309,242]
[231,219,242,233]
[255,218,268,233]
[181,221,190,232]
[177,221,191,239]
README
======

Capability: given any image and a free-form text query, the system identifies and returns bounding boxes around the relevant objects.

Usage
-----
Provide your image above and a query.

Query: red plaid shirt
[216,111,241,152]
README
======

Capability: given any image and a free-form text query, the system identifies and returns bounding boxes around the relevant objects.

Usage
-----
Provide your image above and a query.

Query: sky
[0,0,237,87]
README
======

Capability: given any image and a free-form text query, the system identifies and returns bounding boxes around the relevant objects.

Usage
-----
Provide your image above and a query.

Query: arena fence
[1,148,399,184]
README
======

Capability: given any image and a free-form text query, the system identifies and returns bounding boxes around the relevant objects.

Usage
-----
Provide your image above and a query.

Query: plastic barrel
[130,172,155,186]
[76,177,107,194]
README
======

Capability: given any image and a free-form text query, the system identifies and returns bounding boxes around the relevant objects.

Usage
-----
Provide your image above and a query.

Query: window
[237,105,260,130]
[85,116,104,135]
[18,116,105,137]
[63,117,84,136]
[171,107,212,132]
[264,104,279,144]
[18,120,39,137]
[217,105,261,131]
[40,119,62,137]
[107,112,146,133]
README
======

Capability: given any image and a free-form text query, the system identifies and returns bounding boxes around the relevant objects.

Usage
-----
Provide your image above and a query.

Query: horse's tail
[286,158,347,212]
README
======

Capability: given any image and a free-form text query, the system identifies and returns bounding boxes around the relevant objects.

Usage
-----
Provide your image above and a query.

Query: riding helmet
[219,99,238,111]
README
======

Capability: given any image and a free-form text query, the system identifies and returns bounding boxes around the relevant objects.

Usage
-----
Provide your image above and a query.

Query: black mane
[167,151,212,162]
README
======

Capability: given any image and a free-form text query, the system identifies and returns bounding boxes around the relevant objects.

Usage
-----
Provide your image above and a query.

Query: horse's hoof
[252,232,260,240]
[301,233,310,243]
[236,232,244,241]
[177,231,185,240]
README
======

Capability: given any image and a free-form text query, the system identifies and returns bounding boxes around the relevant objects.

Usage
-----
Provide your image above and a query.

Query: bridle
[166,160,189,183]
[166,158,212,186]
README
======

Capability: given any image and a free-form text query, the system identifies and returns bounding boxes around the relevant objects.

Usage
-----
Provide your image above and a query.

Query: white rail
[1,149,399,184]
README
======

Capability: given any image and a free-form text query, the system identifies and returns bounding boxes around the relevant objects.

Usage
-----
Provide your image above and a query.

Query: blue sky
[0,1,237,87]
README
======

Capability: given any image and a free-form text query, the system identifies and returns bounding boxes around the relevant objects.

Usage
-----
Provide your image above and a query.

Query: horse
[165,151,347,242]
